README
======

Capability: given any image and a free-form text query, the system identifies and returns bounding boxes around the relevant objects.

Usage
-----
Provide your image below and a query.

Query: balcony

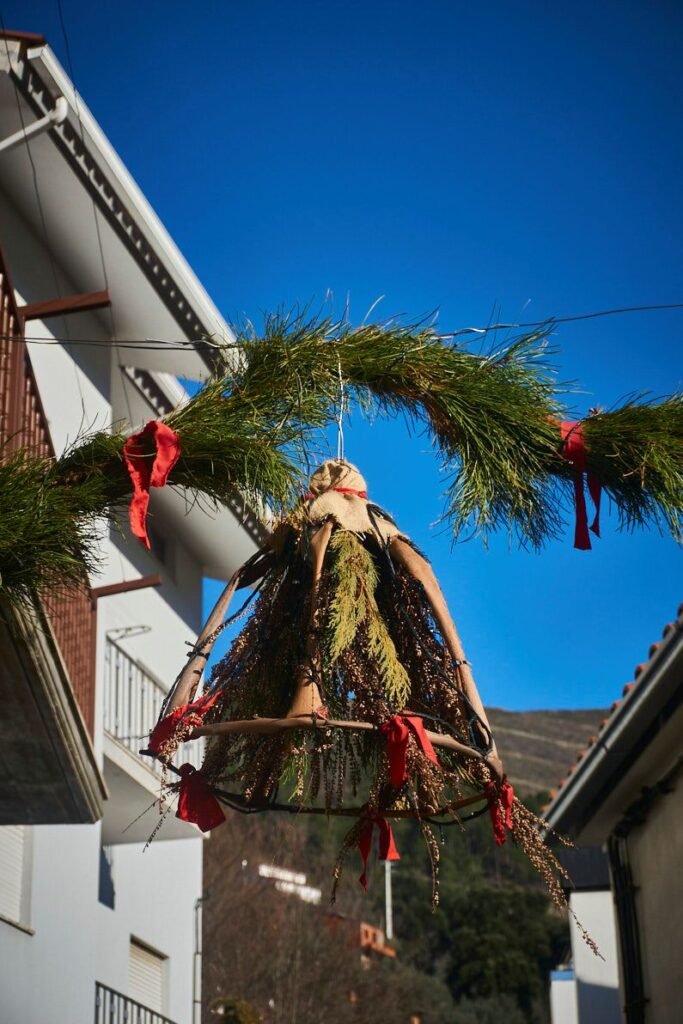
[0,243,104,825]
[101,638,205,844]
[95,982,176,1024]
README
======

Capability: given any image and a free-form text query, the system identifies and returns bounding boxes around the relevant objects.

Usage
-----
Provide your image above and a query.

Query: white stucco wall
[550,971,578,1024]
[97,837,203,1021]
[0,192,211,1024]
[569,889,621,1024]
[0,824,202,1024]
[628,767,683,1024]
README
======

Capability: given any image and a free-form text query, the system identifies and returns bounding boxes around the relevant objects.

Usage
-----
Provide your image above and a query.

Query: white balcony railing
[103,638,203,776]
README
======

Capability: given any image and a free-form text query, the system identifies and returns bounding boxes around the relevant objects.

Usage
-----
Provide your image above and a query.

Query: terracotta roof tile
[549,604,682,800]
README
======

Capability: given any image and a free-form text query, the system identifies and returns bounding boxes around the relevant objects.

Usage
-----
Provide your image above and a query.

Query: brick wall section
[0,245,97,735]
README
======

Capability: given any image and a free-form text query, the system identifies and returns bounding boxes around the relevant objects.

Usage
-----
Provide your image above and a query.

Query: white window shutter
[0,826,25,923]
[129,938,166,1013]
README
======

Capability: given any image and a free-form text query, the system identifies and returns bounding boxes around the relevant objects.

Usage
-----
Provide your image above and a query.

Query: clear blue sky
[9,1,681,709]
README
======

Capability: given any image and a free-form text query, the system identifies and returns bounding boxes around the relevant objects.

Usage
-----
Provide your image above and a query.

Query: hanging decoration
[122,420,181,549]
[1,315,681,606]
[141,459,587,925]
[559,420,603,550]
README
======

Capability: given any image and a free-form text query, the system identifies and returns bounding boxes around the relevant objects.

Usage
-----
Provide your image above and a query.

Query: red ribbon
[302,486,368,501]
[485,778,515,846]
[559,421,602,550]
[148,689,222,755]
[175,764,225,833]
[380,715,439,787]
[122,420,181,549]
[358,815,400,890]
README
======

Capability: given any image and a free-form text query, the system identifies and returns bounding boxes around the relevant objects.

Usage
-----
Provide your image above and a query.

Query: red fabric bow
[358,815,400,890]
[485,778,515,846]
[302,486,368,501]
[559,421,602,550]
[176,764,225,833]
[122,420,181,549]
[148,689,222,755]
[380,715,439,787]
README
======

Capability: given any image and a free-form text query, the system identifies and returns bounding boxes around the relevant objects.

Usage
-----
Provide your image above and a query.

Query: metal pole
[193,896,206,1024]
[384,860,394,942]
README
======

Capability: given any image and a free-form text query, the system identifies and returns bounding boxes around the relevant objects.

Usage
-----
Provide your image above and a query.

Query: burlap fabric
[304,459,403,542]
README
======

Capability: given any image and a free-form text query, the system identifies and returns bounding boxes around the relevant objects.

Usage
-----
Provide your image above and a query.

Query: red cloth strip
[358,815,400,890]
[148,688,222,755]
[302,486,368,501]
[485,778,515,846]
[176,764,225,833]
[122,420,181,549]
[559,421,602,550]
[380,715,439,787]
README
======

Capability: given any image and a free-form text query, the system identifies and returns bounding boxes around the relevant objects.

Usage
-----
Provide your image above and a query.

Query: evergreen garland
[325,531,410,707]
[1,314,681,603]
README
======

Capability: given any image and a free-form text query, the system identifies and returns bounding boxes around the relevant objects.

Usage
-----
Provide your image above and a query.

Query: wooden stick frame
[192,714,483,761]
[161,515,504,780]
[211,789,489,820]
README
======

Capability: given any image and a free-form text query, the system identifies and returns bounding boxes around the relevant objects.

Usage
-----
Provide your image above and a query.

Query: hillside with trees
[203,708,603,1023]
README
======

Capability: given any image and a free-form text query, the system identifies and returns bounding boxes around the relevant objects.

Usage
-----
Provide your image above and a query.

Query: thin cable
[4,300,683,351]
[0,13,86,412]
[56,0,135,427]
[336,353,345,461]
[2,334,223,348]
[0,19,62,303]
[441,302,683,339]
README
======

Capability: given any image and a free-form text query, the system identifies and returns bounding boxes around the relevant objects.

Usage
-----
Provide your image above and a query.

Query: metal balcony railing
[95,982,177,1024]
[103,638,204,776]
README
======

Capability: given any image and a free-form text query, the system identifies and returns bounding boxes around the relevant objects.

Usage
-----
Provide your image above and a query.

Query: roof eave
[544,612,683,842]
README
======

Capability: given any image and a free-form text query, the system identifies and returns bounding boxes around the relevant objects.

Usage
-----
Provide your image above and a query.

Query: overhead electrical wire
[444,302,683,338]
[2,301,682,351]
[55,0,135,426]
[0,9,87,411]
[1,18,681,362]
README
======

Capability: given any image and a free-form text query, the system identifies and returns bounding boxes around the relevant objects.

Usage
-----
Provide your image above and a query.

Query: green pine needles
[1,312,681,604]
[326,531,410,708]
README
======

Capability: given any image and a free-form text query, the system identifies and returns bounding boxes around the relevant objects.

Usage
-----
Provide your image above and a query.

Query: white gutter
[0,94,67,154]
[544,611,683,835]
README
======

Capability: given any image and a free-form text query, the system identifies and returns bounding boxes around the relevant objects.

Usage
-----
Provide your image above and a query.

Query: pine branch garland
[326,531,410,707]
[1,312,681,603]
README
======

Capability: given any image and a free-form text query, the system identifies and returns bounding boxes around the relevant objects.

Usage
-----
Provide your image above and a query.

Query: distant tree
[210,997,261,1023]
[203,790,567,1024]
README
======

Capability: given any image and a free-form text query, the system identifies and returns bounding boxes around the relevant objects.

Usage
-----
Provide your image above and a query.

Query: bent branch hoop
[191,714,484,761]
[211,789,489,820]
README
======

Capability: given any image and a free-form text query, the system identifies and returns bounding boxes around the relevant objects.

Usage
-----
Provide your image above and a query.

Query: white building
[0,29,262,1024]
[545,605,683,1024]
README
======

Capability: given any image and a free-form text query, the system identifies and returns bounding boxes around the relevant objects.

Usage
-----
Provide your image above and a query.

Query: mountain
[487,707,606,794]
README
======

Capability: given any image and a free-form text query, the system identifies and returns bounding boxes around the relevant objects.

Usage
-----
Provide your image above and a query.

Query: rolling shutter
[129,938,166,1012]
[0,826,25,923]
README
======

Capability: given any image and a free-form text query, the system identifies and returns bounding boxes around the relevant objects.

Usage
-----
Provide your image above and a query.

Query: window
[147,523,176,581]
[98,846,115,910]
[129,938,167,1013]
[0,826,31,929]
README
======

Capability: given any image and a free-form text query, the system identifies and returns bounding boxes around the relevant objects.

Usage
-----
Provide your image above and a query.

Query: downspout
[607,755,682,1024]
[608,834,645,1024]
[193,895,206,1024]
[0,95,68,155]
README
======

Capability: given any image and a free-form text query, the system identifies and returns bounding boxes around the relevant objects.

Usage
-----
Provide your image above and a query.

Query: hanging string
[336,351,346,462]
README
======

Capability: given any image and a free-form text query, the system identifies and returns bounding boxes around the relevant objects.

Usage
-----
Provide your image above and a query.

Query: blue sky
[10,1,681,709]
